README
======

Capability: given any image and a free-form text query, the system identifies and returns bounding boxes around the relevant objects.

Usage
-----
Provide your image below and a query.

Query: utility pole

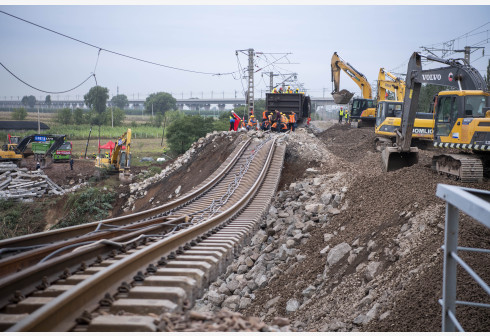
[265,71,280,92]
[247,48,255,116]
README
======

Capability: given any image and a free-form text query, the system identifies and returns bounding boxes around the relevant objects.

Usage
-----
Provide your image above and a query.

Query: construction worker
[287,86,292,94]
[105,152,109,159]
[289,111,296,131]
[260,118,269,131]
[70,158,74,170]
[279,87,284,94]
[247,115,257,130]
[307,116,311,127]
[262,109,268,122]
[229,111,235,131]
[272,88,278,93]
[345,109,350,124]
[295,88,299,93]
[339,107,344,124]
[36,161,40,170]
[280,113,289,132]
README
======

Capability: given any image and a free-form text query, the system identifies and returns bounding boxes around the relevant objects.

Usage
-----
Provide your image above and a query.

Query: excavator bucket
[381,146,419,172]
[332,89,354,104]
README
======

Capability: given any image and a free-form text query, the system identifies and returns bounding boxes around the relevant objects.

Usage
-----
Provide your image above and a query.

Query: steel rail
[7,137,277,332]
[0,139,251,250]
[0,141,255,307]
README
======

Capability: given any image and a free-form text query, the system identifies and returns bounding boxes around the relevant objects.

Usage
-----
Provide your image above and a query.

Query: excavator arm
[331,52,373,104]
[111,129,131,171]
[377,68,406,102]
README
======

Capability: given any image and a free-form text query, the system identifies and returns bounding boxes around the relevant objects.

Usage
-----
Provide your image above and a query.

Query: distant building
[0,121,50,131]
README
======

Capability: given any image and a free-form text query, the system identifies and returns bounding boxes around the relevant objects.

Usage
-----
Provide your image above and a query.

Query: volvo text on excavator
[331,52,376,127]
[382,52,489,183]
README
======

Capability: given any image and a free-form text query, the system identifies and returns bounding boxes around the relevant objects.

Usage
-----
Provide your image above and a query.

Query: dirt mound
[118,131,243,215]
[236,120,490,331]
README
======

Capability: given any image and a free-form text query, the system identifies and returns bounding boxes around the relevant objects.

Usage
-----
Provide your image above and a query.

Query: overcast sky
[0,4,489,102]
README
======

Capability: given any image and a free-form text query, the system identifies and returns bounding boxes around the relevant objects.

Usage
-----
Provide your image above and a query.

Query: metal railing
[436,183,490,332]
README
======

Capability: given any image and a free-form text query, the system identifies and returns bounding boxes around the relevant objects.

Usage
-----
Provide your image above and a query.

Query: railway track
[0,134,286,331]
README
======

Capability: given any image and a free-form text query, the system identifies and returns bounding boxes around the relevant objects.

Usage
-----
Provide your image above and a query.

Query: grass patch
[0,199,49,240]
[53,187,116,229]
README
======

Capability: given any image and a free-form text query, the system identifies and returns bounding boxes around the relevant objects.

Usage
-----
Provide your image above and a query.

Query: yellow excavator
[95,129,132,181]
[374,68,435,149]
[382,52,489,183]
[331,52,376,127]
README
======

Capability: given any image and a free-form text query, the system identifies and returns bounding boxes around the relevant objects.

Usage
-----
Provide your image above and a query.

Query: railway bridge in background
[0,97,339,112]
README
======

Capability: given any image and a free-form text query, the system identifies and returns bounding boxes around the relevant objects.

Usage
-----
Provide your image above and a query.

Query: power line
[0,10,238,77]
[0,61,94,94]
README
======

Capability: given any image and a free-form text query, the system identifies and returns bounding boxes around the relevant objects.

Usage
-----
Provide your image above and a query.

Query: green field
[71,137,168,161]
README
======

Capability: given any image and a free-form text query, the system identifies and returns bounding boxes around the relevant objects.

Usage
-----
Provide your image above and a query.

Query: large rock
[365,261,383,282]
[239,297,252,309]
[252,230,268,246]
[302,285,316,298]
[364,303,380,324]
[255,274,268,288]
[265,296,281,309]
[321,192,333,205]
[222,295,241,311]
[305,203,323,213]
[207,290,225,305]
[327,242,351,266]
[286,299,300,313]
[227,280,240,292]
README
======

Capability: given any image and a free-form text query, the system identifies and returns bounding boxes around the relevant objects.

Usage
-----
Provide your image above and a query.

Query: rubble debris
[0,162,65,202]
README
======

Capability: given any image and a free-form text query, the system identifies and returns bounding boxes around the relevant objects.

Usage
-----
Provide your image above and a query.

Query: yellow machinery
[0,143,23,163]
[95,129,132,180]
[373,68,435,149]
[331,52,376,126]
[382,52,490,182]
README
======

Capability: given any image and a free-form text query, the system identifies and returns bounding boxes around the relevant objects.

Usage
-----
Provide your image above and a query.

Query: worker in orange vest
[289,112,296,131]
[261,118,270,131]
[247,115,257,130]
[280,113,289,132]
[262,109,268,122]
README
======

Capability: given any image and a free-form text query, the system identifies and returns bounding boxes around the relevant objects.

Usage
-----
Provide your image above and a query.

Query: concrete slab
[110,298,178,315]
[87,315,157,332]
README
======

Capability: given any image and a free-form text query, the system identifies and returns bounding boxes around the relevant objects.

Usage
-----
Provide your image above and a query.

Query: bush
[0,199,47,239]
[56,108,73,125]
[54,187,115,229]
[165,115,214,154]
[11,107,27,120]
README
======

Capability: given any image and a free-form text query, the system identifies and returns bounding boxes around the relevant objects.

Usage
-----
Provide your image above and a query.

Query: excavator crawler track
[431,154,483,183]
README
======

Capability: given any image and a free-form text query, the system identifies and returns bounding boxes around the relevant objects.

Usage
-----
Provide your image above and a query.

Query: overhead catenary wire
[0,10,239,77]
[0,61,94,94]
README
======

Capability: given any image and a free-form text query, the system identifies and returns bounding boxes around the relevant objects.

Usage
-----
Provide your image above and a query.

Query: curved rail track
[0,134,286,331]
